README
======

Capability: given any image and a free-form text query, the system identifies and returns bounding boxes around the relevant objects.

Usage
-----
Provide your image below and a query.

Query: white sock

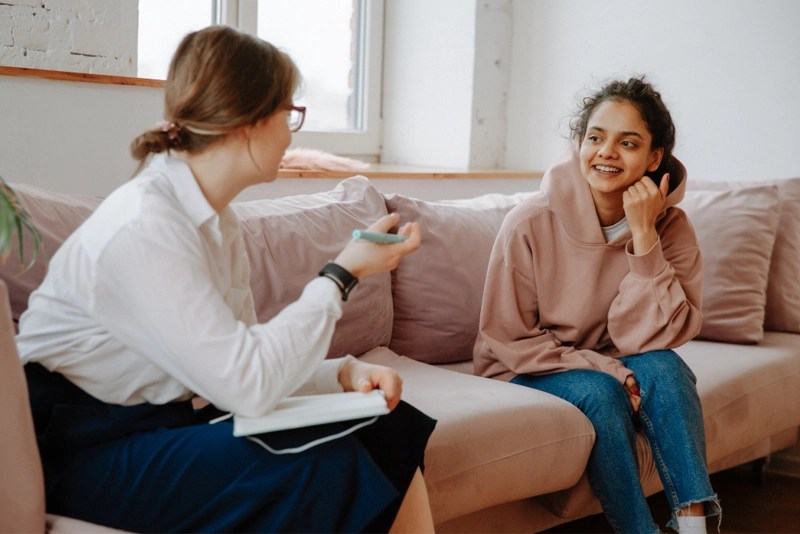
[677,514,707,534]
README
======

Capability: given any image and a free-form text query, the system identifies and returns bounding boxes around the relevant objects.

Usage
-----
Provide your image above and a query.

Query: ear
[647,147,664,173]
[238,125,253,140]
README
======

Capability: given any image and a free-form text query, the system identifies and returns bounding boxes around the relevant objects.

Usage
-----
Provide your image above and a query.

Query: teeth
[595,165,621,173]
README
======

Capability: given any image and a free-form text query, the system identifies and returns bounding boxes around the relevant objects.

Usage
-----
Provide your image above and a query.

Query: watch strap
[318,262,358,301]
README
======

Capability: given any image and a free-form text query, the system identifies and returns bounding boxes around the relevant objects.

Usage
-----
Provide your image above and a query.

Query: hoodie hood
[541,145,687,244]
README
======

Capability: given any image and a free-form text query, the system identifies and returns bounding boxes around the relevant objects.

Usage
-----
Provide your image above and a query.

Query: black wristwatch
[318,262,359,301]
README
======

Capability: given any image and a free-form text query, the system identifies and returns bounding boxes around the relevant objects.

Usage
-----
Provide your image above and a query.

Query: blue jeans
[512,350,720,533]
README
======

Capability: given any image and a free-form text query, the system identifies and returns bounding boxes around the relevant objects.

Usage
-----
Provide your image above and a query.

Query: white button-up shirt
[17,154,347,417]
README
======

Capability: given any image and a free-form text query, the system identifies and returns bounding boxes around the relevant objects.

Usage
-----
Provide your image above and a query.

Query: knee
[573,373,631,423]
[629,350,695,389]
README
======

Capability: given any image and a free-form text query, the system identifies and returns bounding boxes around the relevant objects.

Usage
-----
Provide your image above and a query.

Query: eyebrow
[587,126,645,140]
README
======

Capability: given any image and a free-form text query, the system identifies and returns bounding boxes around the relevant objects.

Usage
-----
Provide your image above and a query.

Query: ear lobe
[648,148,664,172]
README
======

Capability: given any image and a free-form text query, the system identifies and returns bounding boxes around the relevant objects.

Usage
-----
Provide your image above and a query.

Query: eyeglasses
[287,105,306,132]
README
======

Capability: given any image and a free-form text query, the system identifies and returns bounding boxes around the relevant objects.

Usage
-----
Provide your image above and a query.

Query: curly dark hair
[570,77,677,181]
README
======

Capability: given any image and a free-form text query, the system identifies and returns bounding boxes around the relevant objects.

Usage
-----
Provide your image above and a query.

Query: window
[137,0,213,80]
[137,0,383,158]
[256,1,361,132]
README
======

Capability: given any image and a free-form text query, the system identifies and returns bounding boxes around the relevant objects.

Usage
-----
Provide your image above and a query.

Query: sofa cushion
[358,346,595,525]
[0,183,101,323]
[46,514,130,533]
[680,332,800,462]
[234,176,392,359]
[680,185,780,343]
[689,178,800,334]
[384,192,533,364]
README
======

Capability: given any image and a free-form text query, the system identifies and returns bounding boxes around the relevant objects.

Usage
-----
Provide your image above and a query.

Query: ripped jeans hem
[668,496,722,532]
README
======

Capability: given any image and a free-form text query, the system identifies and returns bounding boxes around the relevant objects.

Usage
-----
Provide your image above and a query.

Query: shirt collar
[150,153,218,229]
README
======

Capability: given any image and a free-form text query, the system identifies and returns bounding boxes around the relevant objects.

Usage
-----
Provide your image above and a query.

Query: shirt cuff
[301,276,345,319]
[314,355,356,393]
[625,237,668,279]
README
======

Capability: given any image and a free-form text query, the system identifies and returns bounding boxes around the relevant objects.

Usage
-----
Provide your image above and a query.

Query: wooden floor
[544,463,800,533]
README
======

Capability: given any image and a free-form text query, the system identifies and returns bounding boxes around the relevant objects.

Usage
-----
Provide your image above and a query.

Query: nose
[598,139,617,159]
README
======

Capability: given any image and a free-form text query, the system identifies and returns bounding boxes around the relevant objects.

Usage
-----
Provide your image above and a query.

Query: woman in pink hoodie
[474,77,719,534]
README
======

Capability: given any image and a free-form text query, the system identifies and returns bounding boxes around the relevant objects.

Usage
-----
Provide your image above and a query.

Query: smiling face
[579,99,663,204]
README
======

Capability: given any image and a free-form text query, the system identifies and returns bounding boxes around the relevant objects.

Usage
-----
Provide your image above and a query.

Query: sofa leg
[750,456,769,484]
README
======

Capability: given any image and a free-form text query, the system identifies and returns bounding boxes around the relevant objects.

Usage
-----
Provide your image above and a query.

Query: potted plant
[0,176,42,273]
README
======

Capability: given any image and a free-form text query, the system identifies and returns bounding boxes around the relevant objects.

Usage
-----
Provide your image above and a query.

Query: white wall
[0,74,535,200]
[0,0,137,76]
[382,0,477,168]
[2,0,799,199]
[382,0,513,169]
[0,74,162,194]
[506,0,800,182]
[469,0,512,169]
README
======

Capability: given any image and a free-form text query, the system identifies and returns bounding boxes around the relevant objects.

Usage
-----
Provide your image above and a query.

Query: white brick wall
[0,0,137,76]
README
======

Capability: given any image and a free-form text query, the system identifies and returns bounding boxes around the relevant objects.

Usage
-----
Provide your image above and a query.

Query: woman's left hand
[338,358,403,411]
[623,173,670,255]
[624,375,642,413]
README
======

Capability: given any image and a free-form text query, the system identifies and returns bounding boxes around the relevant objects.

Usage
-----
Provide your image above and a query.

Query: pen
[352,229,408,243]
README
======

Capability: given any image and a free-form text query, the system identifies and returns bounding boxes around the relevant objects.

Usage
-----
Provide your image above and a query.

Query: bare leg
[677,503,707,533]
[682,502,704,516]
[389,468,434,533]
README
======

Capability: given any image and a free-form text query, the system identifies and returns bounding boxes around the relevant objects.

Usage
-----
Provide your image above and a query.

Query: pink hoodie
[473,147,703,384]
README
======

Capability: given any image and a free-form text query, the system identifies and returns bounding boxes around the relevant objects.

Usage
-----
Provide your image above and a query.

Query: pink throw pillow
[384,192,533,364]
[0,183,101,323]
[680,185,781,343]
[689,178,800,334]
[234,176,393,359]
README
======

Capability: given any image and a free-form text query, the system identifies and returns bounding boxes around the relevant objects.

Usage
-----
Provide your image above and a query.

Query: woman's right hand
[333,212,421,278]
[338,358,403,411]
[624,374,642,413]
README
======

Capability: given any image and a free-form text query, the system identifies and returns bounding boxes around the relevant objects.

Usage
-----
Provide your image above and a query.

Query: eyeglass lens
[288,107,305,131]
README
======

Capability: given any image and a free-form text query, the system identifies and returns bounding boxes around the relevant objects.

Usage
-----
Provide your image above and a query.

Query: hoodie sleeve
[607,208,704,353]
[474,220,633,384]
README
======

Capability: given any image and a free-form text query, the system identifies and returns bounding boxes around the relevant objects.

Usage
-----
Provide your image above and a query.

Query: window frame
[214,0,384,158]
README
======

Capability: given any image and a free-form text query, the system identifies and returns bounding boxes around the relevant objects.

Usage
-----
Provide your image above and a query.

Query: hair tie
[156,120,182,147]
[156,120,220,138]
[156,120,177,133]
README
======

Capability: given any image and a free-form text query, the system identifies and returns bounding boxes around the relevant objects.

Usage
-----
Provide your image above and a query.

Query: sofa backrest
[3,176,799,368]
[685,177,800,338]
[233,176,393,358]
[0,280,46,533]
[384,192,535,364]
[1,177,393,360]
[382,178,800,362]
[0,183,101,325]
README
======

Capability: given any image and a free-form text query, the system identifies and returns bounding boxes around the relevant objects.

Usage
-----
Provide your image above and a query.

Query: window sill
[278,163,542,180]
[0,66,163,87]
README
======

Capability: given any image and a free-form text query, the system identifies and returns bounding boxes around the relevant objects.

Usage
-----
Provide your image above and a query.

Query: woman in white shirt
[17,25,435,533]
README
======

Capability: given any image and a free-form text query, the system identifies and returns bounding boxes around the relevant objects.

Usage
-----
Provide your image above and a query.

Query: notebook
[232,390,390,437]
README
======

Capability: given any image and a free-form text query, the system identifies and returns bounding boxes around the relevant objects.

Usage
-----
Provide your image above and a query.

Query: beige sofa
[2,175,799,533]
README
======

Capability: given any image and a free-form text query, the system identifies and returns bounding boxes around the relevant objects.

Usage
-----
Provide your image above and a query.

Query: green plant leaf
[0,175,44,273]
[0,197,12,257]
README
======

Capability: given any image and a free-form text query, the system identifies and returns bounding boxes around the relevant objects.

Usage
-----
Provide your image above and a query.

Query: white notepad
[232,390,390,437]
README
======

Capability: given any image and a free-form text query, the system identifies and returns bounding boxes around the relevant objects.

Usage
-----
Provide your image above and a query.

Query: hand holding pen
[333,212,421,278]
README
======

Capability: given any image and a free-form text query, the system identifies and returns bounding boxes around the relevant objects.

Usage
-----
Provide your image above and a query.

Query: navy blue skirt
[25,363,436,533]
